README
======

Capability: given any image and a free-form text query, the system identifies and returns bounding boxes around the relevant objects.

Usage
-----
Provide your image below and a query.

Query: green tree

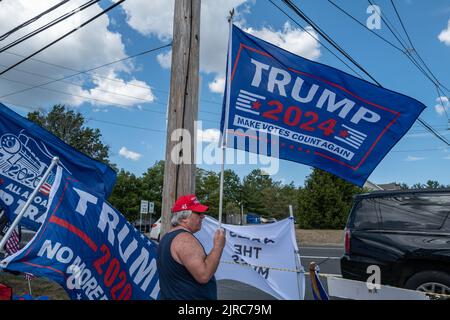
[27,104,112,166]
[195,168,242,218]
[297,168,362,229]
[242,169,274,216]
[140,160,165,219]
[196,169,220,217]
[108,169,142,221]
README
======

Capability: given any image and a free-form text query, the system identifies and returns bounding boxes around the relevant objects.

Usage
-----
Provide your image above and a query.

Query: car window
[352,198,380,230]
[377,194,450,231]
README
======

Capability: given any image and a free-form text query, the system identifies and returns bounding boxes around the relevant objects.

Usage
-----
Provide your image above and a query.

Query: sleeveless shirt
[157,229,217,300]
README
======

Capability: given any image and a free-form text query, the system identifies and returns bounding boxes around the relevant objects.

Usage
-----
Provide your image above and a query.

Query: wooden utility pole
[161,0,200,237]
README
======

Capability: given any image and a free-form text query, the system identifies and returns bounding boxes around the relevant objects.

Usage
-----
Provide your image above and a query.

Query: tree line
[27,105,449,229]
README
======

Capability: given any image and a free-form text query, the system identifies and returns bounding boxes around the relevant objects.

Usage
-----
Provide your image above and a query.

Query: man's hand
[214,228,226,251]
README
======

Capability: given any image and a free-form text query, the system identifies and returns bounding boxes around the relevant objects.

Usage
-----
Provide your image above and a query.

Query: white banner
[195,216,305,300]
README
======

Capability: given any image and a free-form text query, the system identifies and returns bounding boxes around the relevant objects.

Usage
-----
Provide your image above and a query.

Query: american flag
[3,224,35,281]
[39,172,56,196]
[4,224,20,256]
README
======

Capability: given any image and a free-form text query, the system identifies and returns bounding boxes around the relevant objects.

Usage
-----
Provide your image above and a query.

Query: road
[218,245,344,300]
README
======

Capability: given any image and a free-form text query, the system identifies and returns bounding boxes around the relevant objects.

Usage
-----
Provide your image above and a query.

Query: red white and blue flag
[0,166,160,300]
[39,172,55,196]
[221,25,426,186]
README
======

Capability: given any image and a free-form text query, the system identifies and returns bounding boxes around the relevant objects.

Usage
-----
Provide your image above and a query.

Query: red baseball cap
[171,194,209,214]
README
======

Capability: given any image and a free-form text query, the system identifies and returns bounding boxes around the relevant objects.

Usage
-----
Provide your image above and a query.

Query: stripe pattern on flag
[39,172,55,196]
[235,89,266,115]
[4,224,20,256]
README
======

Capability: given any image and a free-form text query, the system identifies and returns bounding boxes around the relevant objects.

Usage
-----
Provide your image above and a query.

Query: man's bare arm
[172,229,225,284]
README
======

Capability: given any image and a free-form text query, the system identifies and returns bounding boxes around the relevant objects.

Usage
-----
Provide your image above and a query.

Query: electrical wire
[2,49,223,109]
[0,0,100,54]
[282,0,382,86]
[280,0,450,146]
[328,0,450,122]
[0,0,127,77]
[0,43,171,99]
[1,100,218,131]
[0,0,70,41]
[267,0,366,79]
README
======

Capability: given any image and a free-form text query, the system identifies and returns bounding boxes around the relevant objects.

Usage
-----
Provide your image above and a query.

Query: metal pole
[290,204,304,299]
[0,156,59,253]
[218,9,234,228]
[140,210,143,233]
[27,276,32,296]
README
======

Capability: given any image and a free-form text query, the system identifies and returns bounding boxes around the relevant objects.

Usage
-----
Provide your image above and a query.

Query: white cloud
[119,146,142,161]
[438,19,450,45]
[208,76,226,94]
[118,0,174,40]
[76,70,155,108]
[244,23,321,60]
[157,50,172,69]
[434,96,449,116]
[0,0,154,109]
[197,128,220,143]
[117,0,321,94]
[404,155,427,162]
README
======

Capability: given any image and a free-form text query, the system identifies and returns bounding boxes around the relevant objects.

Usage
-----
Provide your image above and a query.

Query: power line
[0,0,127,77]
[0,0,100,54]
[1,100,218,133]
[327,0,450,123]
[280,0,450,146]
[0,68,221,118]
[0,0,70,41]
[327,0,404,53]
[267,0,366,79]
[367,0,450,94]
[282,0,382,86]
[0,43,171,99]
[388,0,450,122]
[2,47,223,109]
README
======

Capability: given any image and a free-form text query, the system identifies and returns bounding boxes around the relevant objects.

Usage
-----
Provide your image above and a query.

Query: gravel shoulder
[295,228,344,247]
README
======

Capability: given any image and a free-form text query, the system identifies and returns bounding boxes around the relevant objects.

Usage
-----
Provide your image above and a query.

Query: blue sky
[0,0,449,187]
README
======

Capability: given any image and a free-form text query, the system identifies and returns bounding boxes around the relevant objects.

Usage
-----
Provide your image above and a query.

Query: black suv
[341,189,450,295]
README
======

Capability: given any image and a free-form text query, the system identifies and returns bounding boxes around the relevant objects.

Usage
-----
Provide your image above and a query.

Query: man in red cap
[156,194,226,300]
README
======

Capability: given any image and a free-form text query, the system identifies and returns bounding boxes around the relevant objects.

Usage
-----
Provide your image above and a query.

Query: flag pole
[218,9,234,228]
[27,275,32,296]
[0,156,59,253]
[290,205,304,299]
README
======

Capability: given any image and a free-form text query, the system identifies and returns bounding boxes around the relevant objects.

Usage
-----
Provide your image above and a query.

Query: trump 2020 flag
[0,103,116,230]
[195,216,304,300]
[0,166,159,300]
[221,25,426,186]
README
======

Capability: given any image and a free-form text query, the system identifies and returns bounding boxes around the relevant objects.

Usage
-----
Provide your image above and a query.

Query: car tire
[404,270,450,295]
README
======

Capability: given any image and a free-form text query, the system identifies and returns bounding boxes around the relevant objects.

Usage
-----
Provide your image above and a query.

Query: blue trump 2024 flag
[0,103,116,230]
[220,25,426,186]
[0,166,159,300]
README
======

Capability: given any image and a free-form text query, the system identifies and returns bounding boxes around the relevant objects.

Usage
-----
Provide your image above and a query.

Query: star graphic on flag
[251,101,261,110]
[77,293,82,300]
[339,130,349,138]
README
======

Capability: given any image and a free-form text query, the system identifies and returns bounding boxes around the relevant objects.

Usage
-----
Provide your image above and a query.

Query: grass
[0,271,68,300]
